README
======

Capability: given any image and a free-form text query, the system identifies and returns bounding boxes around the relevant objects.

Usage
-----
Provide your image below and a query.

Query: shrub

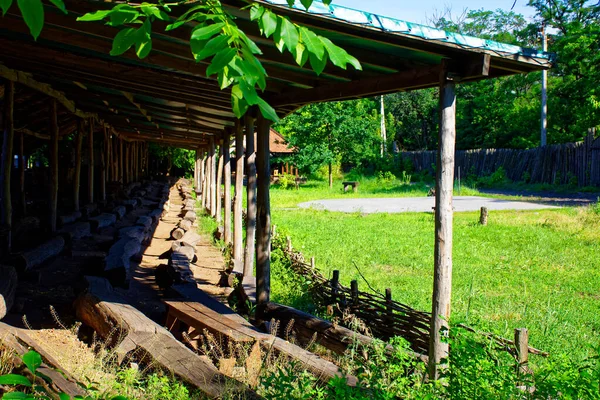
[276,173,297,190]
[376,171,396,184]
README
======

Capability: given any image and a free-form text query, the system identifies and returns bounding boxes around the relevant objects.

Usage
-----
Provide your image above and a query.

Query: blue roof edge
[264,0,553,61]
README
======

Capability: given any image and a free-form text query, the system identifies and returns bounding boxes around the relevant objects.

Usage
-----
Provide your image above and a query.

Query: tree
[276,99,380,186]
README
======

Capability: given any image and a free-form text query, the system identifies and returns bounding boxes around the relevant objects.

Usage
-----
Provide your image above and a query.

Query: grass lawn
[269,177,600,360]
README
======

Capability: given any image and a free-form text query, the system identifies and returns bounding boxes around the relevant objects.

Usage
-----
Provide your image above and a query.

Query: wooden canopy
[0,0,550,148]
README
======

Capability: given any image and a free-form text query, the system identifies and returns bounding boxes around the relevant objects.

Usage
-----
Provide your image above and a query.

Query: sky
[333,0,536,25]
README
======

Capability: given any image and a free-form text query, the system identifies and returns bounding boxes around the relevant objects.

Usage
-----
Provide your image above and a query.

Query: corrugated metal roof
[264,0,552,60]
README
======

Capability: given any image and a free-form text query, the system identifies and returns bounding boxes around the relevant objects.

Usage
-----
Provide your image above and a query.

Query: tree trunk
[328,162,333,188]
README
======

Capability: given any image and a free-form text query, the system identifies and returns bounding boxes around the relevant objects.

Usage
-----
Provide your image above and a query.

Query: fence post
[351,280,359,307]
[331,270,339,304]
[514,328,529,374]
[286,236,292,252]
[479,207,488,225]
[310,257,315,270]
[385,288,393,324]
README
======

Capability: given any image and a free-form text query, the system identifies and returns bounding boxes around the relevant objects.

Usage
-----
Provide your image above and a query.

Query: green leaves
[17,0,43,40]
[206,47,237,77]
[276,18,299,53]
[76,9,112,21]
[0,374,32,387]
[22,350,42,375]
[0,0,12,16]
[320,37,361,70]
[48,0,66,14]
[193,34,229,61]
[261,9,278,38]
[110,28,137,56]
[190,22,224,41]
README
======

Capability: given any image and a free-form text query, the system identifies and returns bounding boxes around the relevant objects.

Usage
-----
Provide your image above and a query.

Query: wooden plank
[255,115,272,304]
[164,300,254,343]
[74,276,238,398]
[244,113,257,278]
[233,120,244,273]
[429,74,456,380]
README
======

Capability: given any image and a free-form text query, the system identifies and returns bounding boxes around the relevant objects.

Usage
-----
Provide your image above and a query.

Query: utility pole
[540,23,547,147]
[380,95,387,156]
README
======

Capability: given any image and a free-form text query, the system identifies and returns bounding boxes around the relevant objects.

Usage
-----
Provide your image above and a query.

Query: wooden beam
[244,113,257,279]
[428,71,456,380]
[223,130,232,245]
[269,65,441,107]
[233,120,244,273]
[119,137,124,183]
[255,114,272,305]
[1,80,15,250]
[0,63,95,120]
[73,119,84,212]
[49,99,59,233]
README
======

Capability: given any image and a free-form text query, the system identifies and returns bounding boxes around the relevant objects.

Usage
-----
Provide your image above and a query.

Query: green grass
[269,178,600,361]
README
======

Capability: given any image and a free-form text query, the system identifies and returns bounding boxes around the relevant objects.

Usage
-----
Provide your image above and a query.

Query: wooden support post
[351,280,359,306]
[514,328,529,374]
[19,131,25,215]
[428,73,457,380]
[244,113,257,278]
[49,99,59,233]
[233,120,245,273]
[73,120,84,212]
[216,141,223,223]
[479,206,488,225]
[100,126,107,202]
[194,149,199,191]
[201,149,208,210]
[331,270,339,304]
[119,138,124,183]
[87,119,94,204]
[1,80,14,249]
[223,130,232,244]
[209,138,216,216]
[385,288,393,323]
[125,142,131,184]
[256,114,272,304]
[198,148,204,197]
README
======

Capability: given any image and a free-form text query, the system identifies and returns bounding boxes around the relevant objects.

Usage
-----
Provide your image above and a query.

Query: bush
[477,167,509,188]
[276,173,297,190]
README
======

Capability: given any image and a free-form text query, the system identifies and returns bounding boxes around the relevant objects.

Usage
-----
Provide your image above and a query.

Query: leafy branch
[2,0,362,123]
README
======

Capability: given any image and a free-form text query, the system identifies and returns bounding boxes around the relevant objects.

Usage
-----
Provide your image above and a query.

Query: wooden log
[183,210,197,223]
[148,209,163,224]
[180,230,201,248]
[1,80,14,249]
[119,226,147,242]
[13,216,40,245]
[58,221,91,240]
[49,99,59,233]
[178,219,192,232]
[515,328,529,374]
[244,113,257,278]
[89,213,117,231]
[257,302,427,361]
[112,205,126,220]
[74,277,234,398]
[479,206,488,225]
[17,236,65,271]
[0,322,87,397]
[233,120,244,273]
[171,228,185,240]
[136,216,152,230]
[0,265,17,319]
[171,242,196,264]
[105,237,142,284]
[429,76,456,380]
[59,211,82,226]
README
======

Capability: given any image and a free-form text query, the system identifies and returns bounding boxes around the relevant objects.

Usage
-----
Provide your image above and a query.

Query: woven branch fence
[400,128,600,187]
[273,233,548,359]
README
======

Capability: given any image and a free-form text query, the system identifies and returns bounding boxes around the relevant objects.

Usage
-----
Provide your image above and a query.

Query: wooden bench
[163,294,357,386]
[342,181,359,193]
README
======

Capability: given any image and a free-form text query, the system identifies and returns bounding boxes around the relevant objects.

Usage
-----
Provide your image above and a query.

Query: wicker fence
[274,233,548,360]
[400,128,600,187]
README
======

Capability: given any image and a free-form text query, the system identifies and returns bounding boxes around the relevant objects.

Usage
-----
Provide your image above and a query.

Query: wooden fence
[400,128,600,187]
[274,233,548,361]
